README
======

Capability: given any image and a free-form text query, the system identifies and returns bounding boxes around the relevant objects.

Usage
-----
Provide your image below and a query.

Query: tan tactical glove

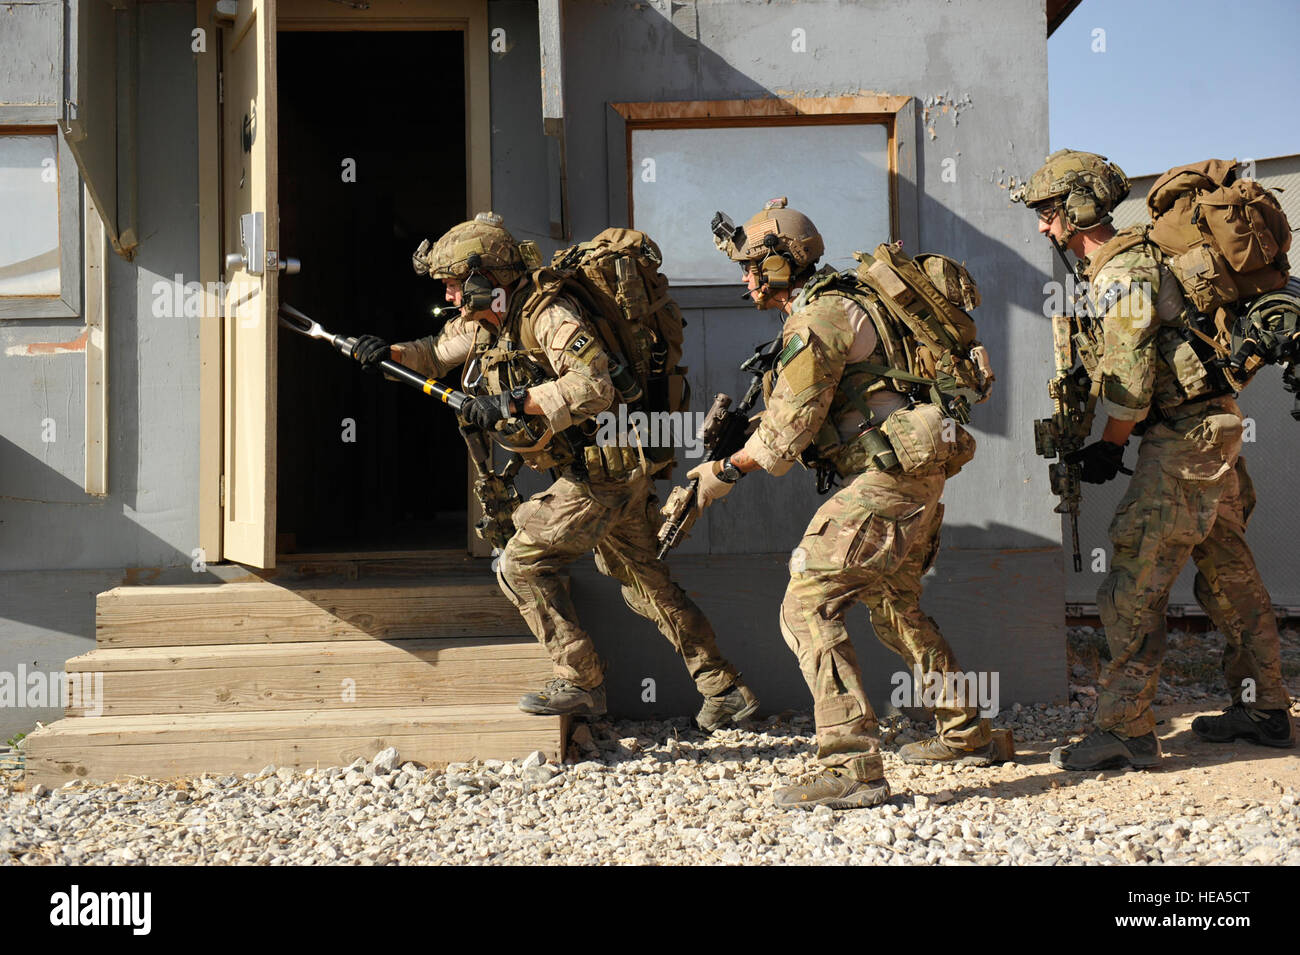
[687,458,741,509]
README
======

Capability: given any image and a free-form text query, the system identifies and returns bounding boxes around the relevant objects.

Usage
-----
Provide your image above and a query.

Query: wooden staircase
[23,572,567,785]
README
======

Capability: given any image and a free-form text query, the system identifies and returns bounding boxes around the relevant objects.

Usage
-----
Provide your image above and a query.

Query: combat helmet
[713,197,824,302]
[1013,149,1130,232]
[413,212,529,285]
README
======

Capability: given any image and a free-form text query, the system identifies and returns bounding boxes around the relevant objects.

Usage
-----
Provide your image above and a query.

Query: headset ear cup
[761,253,793,289]
[1065,190,1099,229]
[465,272,496,311]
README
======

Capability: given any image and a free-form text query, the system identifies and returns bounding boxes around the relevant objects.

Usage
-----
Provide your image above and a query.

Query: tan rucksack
[550,228,690,472]
[848,242,995,424]
[1147,159,1292,313]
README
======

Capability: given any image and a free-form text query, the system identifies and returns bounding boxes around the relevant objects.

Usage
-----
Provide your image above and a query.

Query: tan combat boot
[518,679,607,717]
[898,736,995,767]
[772,768,891,810]
[695,681,760,732]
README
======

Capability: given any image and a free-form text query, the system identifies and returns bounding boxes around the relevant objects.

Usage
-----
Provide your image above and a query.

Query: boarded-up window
[0,131,62,296]
[630,123,891,285]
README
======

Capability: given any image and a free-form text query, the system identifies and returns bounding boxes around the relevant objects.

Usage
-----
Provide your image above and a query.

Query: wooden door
[221,0,279,567]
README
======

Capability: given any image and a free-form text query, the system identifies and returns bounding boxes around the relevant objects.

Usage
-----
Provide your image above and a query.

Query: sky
[1049,0,1300,177]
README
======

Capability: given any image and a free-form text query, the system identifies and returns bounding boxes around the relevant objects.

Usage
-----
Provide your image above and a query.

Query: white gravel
[2,625,1296,865]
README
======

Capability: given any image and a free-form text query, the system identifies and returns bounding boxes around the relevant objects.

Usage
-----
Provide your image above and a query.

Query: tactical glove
[461,394,513,432]
[1066,439,1130,484]
[351,335,391,374]
[687,458,742,508]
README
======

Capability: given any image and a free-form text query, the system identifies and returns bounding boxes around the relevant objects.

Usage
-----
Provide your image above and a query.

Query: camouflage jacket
[396,280,616,435]
[742,291,906,476]
[395,278,617,470]
[1084,228,1204,421]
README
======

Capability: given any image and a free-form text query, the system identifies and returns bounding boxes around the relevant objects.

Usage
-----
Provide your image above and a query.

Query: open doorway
[275,30,468,554]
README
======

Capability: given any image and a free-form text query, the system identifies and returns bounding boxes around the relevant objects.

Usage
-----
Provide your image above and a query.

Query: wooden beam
[25,705,567,784]
[95,580,526,648]
[611,93,912,123]
[62,638,552,716]
[68,636,545,672]
[83,184,109,496]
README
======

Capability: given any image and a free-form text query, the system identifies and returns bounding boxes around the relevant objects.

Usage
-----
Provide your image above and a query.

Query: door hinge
[220,473,226,507]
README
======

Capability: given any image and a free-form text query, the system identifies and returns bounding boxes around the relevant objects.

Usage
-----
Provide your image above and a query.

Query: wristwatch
[718,456,743,483]
[503,387,529,417]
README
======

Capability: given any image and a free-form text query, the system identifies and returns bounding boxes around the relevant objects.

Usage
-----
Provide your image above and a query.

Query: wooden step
[23,705,568,785]
[61,638,553,717]
[96,578,523,649]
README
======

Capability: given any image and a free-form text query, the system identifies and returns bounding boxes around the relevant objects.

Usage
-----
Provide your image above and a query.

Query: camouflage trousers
[781,466,990,781]
[1097,397,1291,738]
[497,472,739,697]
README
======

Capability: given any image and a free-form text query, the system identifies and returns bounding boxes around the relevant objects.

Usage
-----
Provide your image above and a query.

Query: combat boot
[1192,703,1295,748]
[695,681,760,732]
[1049,729,1161,771]
[773,768,891,810]
[518,679,607,717]
[898,736,995,767]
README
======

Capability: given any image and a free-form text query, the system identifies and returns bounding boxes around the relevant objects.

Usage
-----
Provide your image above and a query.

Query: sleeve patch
[552,317,599,363]
[779,341,817,394]
[1096,281,1127,317]
[568,332,600,363]
[778,332,807,368]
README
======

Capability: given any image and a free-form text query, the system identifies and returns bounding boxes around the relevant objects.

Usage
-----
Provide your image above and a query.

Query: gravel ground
[2,626,1297,866]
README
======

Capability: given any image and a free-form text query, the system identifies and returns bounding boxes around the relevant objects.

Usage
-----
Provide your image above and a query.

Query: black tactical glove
[1066,439,1130,484]
[351,335,390,374]
[460,394,512,431]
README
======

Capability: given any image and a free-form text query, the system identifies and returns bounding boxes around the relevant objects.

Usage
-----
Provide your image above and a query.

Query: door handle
[223,251,300,274]
[224,212,299,275]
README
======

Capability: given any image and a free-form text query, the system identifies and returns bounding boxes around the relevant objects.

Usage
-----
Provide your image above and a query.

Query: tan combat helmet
[715,197,825,300]
[412,212,530,285]
[1013,149,1131,232]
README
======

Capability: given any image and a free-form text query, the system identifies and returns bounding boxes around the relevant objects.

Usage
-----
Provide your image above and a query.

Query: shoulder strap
[1087,226,1152,279]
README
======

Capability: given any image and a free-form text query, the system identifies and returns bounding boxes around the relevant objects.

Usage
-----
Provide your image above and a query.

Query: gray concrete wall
[0,3,205,736]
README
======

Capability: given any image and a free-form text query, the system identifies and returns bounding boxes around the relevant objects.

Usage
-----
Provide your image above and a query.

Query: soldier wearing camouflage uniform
[351,213,757,729]
[1016,150,1294,770]
[682,198,993,810]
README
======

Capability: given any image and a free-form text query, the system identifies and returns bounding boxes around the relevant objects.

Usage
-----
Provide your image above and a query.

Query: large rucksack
[845,242,995,424]
[1147,159,1291,314]
[549,228,690,473]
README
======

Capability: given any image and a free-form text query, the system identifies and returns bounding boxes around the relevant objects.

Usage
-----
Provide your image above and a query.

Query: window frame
[0,124,83,319]
[606,94,918,280]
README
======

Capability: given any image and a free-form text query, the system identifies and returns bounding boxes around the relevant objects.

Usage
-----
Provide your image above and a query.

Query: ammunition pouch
[1155,323,1235,410]
[580,441,644,483]
[881,403,975,476]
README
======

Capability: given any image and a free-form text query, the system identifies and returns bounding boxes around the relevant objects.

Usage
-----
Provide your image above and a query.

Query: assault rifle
[278,303,523,549]
[1032,249,1102,573]
[655,335,782,559]
[1033,315,1094,572]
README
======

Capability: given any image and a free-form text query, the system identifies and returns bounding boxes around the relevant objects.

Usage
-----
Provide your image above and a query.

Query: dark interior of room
[276,29,468,553]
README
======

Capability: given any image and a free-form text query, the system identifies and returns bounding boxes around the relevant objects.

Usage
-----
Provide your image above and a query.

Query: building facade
[0,0,1075,739]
